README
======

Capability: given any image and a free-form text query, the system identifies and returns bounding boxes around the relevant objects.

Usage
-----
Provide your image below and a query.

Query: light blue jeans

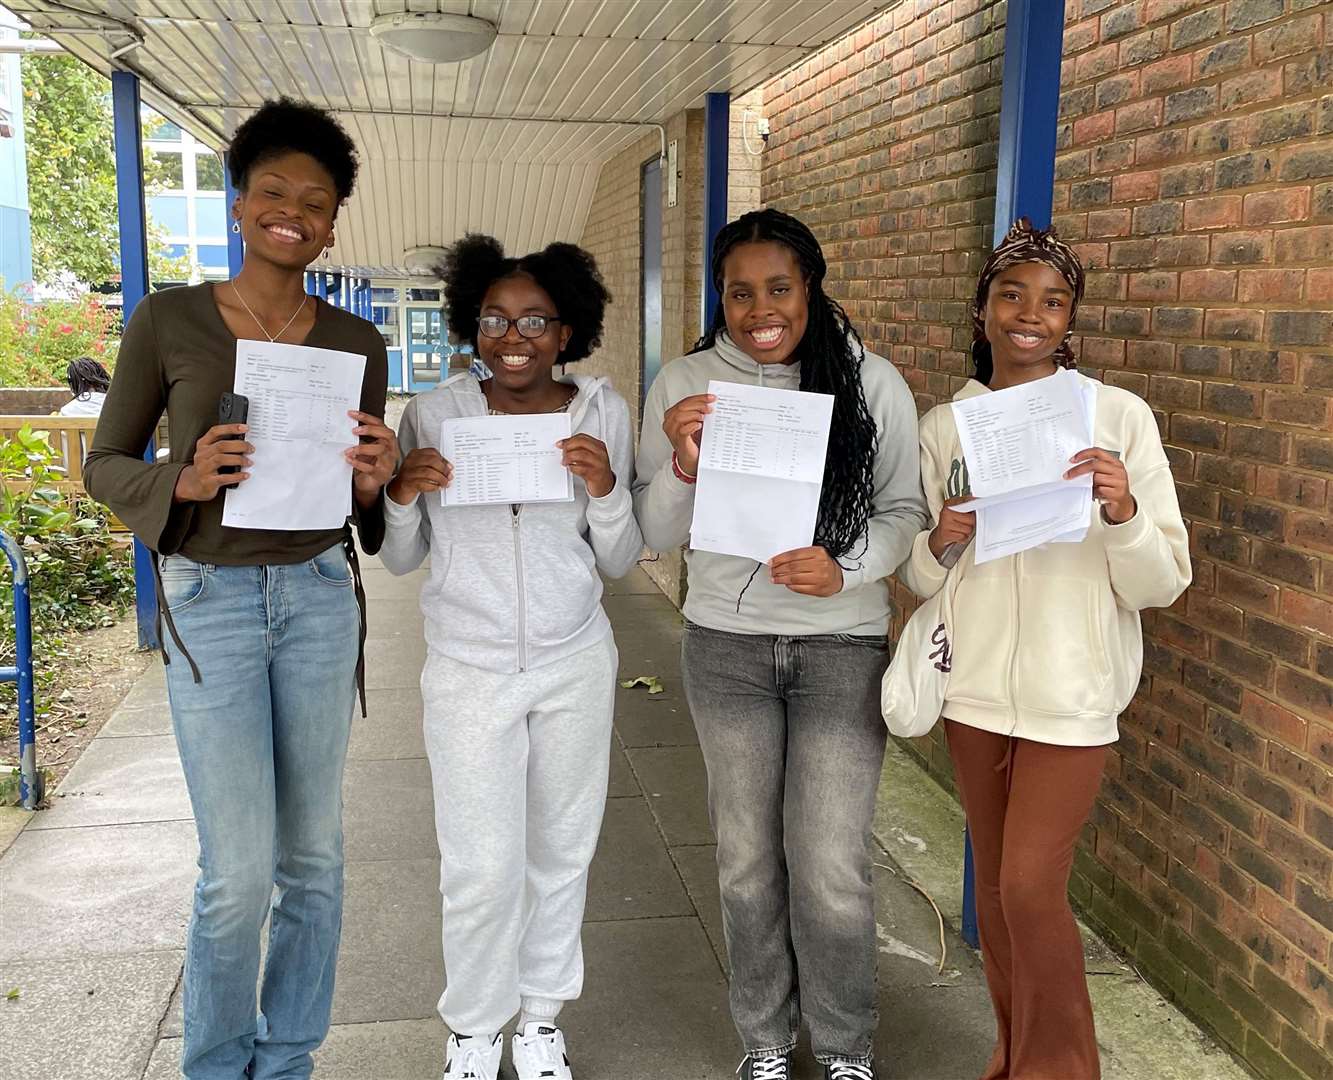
[160,543,360,1080]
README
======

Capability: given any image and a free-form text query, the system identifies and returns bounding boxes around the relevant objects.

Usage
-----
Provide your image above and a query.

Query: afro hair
[440,234,611,364]
[227,98,359,204]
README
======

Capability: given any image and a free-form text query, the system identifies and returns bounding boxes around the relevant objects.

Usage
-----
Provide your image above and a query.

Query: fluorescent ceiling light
[369,12,497,64]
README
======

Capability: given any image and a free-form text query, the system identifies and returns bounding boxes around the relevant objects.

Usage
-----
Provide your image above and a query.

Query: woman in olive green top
[84,99,395,1080]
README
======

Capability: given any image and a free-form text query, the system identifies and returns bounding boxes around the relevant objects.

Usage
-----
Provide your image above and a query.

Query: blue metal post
[703,91,730,332]
[1,532,40,810]
[111,70,159,651]
[305,271,316,295]
[955,0,1067,951]
[314,273,328,300]
[222,151,244,278]
[993,0,1066,242]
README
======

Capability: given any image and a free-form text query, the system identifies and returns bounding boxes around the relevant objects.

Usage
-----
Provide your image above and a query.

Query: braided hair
[67,357,110,400]
[970,217,1086,385]
[693,208,878,562]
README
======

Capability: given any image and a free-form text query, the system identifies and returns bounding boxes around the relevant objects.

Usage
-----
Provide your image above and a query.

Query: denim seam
[747,1040,797,1057]
[814,1052,875,1066]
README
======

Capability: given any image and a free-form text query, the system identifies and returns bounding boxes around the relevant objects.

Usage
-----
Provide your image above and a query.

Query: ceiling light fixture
[369,12,497,64]
[404,246,448,277]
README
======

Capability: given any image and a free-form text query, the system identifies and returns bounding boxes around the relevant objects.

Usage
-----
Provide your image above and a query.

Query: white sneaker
[443,1032,503,1080]
[511,1021,574,1080]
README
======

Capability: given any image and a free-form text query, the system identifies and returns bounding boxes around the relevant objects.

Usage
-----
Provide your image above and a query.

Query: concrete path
[0,561,1253,1079]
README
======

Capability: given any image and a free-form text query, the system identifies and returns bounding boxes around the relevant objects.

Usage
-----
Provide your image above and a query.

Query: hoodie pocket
[947,576,1013,707]
[1015,577,1115,717]
[437,542,516,643]
[524,543,599,646]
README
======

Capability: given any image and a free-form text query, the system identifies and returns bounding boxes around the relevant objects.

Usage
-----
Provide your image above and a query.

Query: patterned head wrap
[970,217,1086,369]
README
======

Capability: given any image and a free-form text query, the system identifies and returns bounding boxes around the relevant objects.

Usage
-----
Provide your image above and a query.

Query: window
[407,287,440,302]
[196,244,229,268]
[153,151,184,189]
[372,286,399,304]
[196,153,224,191]
[195,196,227,238]
[149,195,189,236]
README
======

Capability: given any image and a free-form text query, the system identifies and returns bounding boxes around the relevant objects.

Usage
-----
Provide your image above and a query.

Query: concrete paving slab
[145,1019,448,1080]
[0,818,197,961]
[343,757,439,863]
[586,797,694,923]
[360,565,432,601]
[608,598,696,748]
[669,843,727,972]
[0,806,30,859]
[349,687,426,761]
[0,950,182,1080]
[560,917,736,1080]
[98,699,175,738]
[30,734,190,831]
[607,741,638,798]
[603,567,662,596]
[332,856,442,1024]
[116,663,168,711]
[872,864,985,991]
[625,745,715,846]
[363,636,427,690]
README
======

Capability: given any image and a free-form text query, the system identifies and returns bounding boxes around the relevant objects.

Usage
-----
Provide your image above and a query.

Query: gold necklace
[231,282,308,342]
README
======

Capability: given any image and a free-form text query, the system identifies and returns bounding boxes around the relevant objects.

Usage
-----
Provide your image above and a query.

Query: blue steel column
[957,0,1067,952]
[1,532,40,809]
[222,151,244,277]
[992,0,1066,242]
[702,92,730,332]
[111,70,158,651]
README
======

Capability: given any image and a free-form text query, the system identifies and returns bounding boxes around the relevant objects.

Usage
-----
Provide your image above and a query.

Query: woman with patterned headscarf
[899,219,1191,1079]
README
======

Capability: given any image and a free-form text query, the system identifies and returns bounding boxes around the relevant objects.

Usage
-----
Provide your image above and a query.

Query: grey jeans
[682,622,889,1065]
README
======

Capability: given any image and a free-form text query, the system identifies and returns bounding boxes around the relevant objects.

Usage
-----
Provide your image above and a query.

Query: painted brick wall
[762,1,1333,1077]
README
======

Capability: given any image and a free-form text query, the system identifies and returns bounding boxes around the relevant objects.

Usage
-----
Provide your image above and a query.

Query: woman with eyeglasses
[380,234,641,1080]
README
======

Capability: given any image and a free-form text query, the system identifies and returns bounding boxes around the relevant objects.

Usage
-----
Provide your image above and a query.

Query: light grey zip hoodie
[381,372,642,673]
[633,331,928,637]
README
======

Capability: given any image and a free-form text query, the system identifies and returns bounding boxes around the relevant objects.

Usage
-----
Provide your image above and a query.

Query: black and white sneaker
[825,1061,877,1080]
[511,1021,573,1080]
[442,1032,503,1080]
[738,1052,792,1080]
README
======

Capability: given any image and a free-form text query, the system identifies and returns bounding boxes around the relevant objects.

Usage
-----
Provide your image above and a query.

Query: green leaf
[619,675,665,695]
[5,987,18,1001]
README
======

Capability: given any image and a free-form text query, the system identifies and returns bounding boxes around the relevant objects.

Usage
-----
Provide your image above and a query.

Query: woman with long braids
[902,219,1189,1079]
[634,208,927,1080]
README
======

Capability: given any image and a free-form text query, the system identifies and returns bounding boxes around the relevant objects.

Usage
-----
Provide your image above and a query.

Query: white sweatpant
[421,633,617,1036]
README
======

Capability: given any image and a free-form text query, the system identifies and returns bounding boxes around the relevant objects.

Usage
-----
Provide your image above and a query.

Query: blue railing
[1,530,41,810]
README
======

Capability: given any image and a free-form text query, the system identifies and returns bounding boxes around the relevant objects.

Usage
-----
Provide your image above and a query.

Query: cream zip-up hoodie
[901,372,1191,746]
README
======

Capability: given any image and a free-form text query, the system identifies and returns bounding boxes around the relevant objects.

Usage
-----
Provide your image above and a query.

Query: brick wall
[762,1,1333,1077]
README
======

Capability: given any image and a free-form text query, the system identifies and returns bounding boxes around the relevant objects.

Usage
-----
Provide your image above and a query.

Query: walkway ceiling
[11,1,886,276]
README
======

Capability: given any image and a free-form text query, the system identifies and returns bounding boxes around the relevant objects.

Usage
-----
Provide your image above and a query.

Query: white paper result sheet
[689,380,834,563]
[959,373,1099,563]
[221,340,365,531]
[950,367,1092,498]
[441,413,573,507]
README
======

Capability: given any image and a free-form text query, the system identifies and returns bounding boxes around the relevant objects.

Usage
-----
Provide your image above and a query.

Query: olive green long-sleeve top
[84,283,389,561]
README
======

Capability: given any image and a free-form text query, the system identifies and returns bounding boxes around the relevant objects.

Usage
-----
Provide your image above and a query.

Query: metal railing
[1,530,41,810]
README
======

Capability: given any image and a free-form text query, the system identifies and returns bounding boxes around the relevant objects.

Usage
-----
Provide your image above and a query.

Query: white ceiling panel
[10,0,892,273]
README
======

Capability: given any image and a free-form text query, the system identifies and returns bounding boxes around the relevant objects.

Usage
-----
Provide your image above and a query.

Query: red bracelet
[671,451,697,485]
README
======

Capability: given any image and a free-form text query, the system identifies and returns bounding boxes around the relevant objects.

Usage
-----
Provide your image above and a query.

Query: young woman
[634,208,928,1080]
[379,235,641,1080]
[59,356,111,416]
[84,99,396,1080]
[901,219,1191,1080]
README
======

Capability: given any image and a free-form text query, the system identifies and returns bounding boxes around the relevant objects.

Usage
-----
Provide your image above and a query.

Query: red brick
[1179,269,1237,302]
[1256,890,1328,961]
[1142,53,1194,95]
[1185,195,1243,231]
[1308,269,1333,302]
[1204,308,1264,342]
[1237,270,1304,304]
[1112,170,1162,203]
[1117,98,1164,136]
[1241,693,1308,754]
[1129,272,1179,300]
[1243,189,1311,227]
[1282,590,1333,638]
[1074,109,1118,144]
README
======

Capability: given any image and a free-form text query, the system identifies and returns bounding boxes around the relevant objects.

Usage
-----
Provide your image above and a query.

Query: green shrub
[0,425,135,722]
[0,291,120,389]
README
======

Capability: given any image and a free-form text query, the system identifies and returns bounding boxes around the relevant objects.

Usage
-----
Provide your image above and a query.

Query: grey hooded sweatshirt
[381,372,643,673]
[633,331,928,637]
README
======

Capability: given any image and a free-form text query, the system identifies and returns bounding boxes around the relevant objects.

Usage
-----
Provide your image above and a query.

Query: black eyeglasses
[478,314,561,339]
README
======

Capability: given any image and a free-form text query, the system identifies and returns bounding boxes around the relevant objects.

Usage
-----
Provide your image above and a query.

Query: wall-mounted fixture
[369,12,497,64]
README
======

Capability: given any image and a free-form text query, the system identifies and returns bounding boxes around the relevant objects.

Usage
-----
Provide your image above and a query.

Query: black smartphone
[217,392,249,475]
